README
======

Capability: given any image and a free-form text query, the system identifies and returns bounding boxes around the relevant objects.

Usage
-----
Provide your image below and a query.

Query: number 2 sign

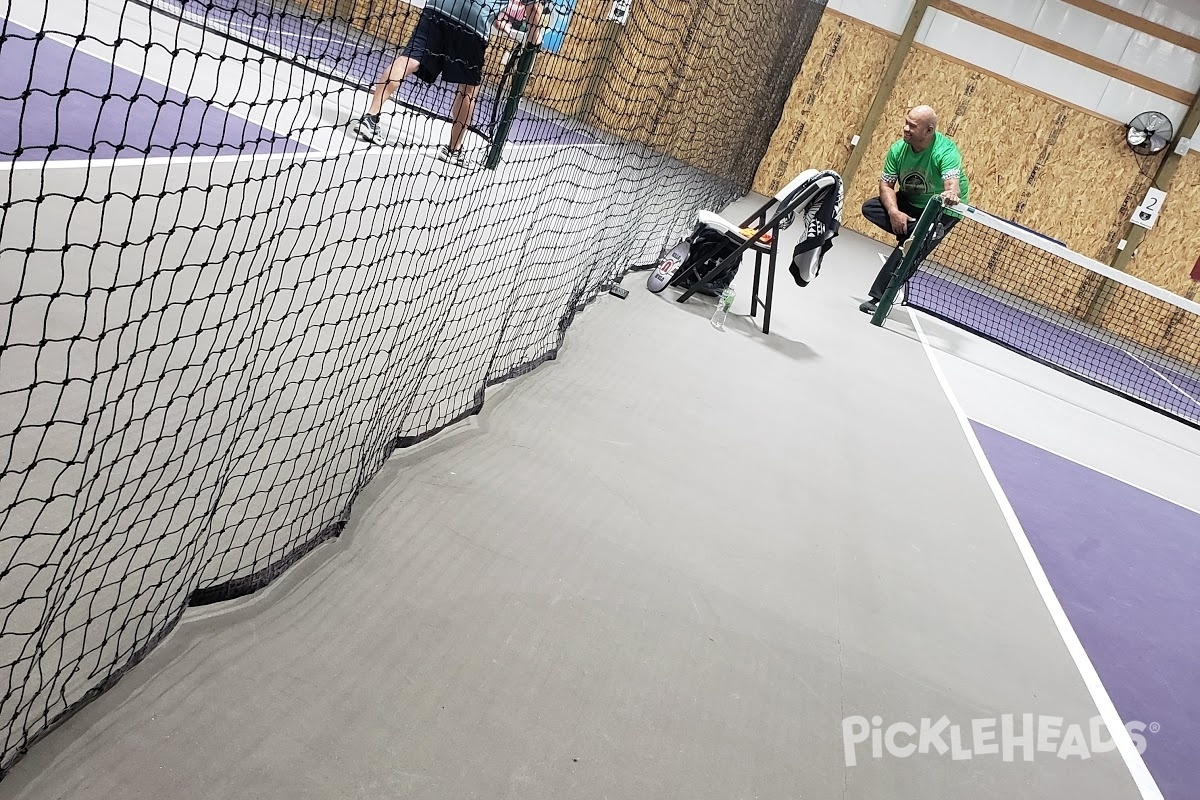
[1132,187,1167,229]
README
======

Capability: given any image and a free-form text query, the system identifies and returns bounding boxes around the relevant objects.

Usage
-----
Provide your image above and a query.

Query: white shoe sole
[353,121,385,145]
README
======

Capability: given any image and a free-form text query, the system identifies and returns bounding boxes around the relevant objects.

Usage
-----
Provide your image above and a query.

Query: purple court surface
[0,16,306,161]
[974,421,1199,800]
[909,271,1200,427]
[156,0,599,147]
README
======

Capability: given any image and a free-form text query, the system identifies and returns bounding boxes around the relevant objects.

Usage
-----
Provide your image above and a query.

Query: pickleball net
[889,201,1200,428]
[0,0,827,778]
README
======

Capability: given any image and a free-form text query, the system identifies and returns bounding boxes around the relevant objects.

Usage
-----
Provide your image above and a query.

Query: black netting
[893,203,1200,429]
[0,0,826,774]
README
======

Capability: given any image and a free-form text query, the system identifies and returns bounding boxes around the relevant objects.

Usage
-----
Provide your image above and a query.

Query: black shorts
[402,7,487,87]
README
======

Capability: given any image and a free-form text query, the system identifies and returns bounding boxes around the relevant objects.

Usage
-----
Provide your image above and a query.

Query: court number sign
[1131,187,1167,230]
[606,0,631,23]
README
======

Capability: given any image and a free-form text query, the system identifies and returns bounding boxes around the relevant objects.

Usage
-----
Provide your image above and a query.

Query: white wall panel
[1119,32,1200,93]
[1096,81,1190,132]
[1011,46,1112,108]
[916,7,936,41]
[830,0,915,34]
[824,0,1199,126]
[1090,0,1200,34]
[917,9,1025,77]
[1032,0,1135,64]
[1144,0,1200,36]
[952,0,1045,29]
[1091,0,1152,15]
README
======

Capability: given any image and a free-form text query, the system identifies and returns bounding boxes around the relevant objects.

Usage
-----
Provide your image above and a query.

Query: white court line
[0,135,602,177]
[1008,297,1200,417]
[0,146,341,173]
[505,141,613,153]
[965,413,1200,517]
[910,308,1166,800]
[24,27,329,158]
[224,20,333,43]
[1106,340,1200,414]
[917,312,1200,511]
[907,267,1200,418]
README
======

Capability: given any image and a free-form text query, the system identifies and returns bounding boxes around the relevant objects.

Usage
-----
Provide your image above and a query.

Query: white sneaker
[436,145,466,167]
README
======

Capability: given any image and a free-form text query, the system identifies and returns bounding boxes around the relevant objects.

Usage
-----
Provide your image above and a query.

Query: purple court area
[974,422,1199,800]
[909,270,1200,427]
[158,0,598,146]
[0,17,306,161]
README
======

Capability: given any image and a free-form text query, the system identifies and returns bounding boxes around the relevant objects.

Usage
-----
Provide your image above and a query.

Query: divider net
[0,0,827,778]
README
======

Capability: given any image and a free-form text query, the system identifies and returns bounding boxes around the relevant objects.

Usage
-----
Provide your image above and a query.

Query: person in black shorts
[355,0,545,165]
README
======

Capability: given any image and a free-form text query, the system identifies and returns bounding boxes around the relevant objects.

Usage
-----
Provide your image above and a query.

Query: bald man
[859,105,969,315]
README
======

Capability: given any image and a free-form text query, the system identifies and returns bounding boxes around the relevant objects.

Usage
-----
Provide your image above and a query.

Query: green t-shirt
[882,131,969,208]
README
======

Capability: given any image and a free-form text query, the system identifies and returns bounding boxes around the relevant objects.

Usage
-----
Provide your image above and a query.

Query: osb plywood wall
[752,14,893,196]
[342,0,420,49]
[296,0,338,17]
[1098,152,1200,363]
[586,0,689,144]
[1125,152,1200,296]
[835,40,1164,266]
[586,0,735,174]
[751,9,1198,367]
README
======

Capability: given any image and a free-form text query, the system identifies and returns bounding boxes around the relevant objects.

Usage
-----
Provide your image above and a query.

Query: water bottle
[710,287,735,330]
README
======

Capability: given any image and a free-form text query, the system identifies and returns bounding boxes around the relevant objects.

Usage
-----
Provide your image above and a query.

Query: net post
[484,43,539,170]
[870,196,944,326]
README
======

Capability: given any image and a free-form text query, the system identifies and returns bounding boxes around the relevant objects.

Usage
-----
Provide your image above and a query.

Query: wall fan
[1126,111,1174,156]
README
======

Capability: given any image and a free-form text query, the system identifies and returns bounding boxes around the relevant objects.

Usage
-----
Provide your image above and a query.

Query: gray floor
[0,212,1144,799]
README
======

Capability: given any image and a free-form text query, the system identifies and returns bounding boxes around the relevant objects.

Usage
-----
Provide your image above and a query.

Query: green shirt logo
[882,131,969,209]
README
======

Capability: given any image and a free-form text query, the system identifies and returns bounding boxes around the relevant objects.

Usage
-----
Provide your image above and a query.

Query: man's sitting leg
[859,196,919,314]
[860,209,958,314]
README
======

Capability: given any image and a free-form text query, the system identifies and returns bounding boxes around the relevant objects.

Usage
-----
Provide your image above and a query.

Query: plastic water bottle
[710,287,735,330]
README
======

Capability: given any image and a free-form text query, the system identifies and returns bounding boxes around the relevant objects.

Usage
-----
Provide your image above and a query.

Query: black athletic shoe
[354,114,384,145]
[859,299,878,314]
